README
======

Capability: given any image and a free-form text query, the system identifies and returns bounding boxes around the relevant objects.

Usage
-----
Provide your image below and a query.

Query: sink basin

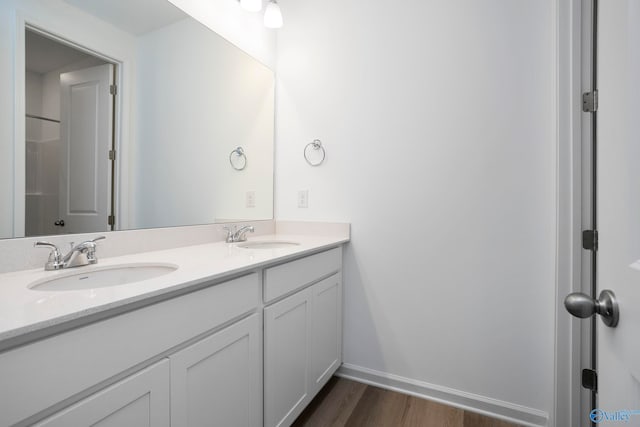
[29,263,178,292]
[236,241,300,250]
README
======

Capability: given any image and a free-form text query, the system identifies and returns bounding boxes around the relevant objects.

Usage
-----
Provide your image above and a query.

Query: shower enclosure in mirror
[0,0,275,239]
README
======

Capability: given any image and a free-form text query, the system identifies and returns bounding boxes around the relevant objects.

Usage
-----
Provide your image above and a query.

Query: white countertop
[0,234,348,347]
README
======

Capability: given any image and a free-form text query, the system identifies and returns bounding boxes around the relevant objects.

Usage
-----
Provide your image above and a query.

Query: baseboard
[336,364,549,427]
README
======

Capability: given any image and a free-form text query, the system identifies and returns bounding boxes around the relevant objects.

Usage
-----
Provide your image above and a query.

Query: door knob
[564,290,619,327]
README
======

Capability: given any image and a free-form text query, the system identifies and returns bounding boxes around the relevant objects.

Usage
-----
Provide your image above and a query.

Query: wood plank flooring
[292,377,522,427]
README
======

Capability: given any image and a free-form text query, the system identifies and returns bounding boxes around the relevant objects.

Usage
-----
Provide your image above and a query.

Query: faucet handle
[74,236,105,250]
[35,241,60,257]
[34,241,63,270]
[83,236,105,263]
[222,226,236,243]
[34,241,57,249]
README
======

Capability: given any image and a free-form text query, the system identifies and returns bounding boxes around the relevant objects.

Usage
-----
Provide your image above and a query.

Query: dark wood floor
[292,377,522,427]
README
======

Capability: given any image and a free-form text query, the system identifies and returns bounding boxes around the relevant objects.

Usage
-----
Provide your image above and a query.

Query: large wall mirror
[0,0,274,240]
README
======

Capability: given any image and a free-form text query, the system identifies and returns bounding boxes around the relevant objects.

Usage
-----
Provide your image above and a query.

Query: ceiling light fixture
[263,0,283,29]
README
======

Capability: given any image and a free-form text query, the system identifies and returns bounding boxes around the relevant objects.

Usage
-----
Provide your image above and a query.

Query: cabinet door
[170,313,261,427]
[310,274,342,395]
[35,359,169,427]
[264,287,312,427]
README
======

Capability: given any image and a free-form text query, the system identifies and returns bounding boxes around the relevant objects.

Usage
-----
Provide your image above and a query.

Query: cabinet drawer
[264,247,342,303]
[0,273,260,426]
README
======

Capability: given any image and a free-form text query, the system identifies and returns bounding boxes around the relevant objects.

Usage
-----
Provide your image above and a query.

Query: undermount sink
[236,240,300,250]
[29,263,179,292]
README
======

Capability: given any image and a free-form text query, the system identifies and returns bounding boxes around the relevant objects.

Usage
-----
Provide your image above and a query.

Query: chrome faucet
[223,225,255,243]
[35,236,106,271]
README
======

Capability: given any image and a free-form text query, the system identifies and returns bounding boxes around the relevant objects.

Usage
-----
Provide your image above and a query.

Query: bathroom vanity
[0,1,346,424]
[0,230,348,427]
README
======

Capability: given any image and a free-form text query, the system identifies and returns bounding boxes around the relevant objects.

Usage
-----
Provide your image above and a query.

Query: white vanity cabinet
[264,248,343,427]
[170,313,262,427]
[35,313,262,427]
[35,360,170,427]
[0,273,261,427]
[0,243,345,427]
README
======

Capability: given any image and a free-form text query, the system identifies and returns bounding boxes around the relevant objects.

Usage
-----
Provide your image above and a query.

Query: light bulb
[264,0,283,28]
[240,0,262,13]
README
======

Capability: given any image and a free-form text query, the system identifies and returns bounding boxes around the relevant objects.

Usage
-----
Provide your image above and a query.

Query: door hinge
[582,368,598,392]
[582,90,598,112]
[582,230,599,251]
[109,150,116,161]
[108,215,115,226]
[110,84,118,96]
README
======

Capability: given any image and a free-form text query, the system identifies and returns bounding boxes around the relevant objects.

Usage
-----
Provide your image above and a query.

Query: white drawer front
[264,247,342,303]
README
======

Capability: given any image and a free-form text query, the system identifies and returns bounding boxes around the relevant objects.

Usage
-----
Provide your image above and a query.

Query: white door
[596,0,640,422]
[59,64,113,234]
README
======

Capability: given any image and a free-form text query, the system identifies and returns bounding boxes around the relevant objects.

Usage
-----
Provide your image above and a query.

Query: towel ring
[229,146,247,171]
[304,139,325,166]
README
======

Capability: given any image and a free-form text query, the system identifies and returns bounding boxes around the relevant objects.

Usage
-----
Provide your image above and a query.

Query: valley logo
[590,409,640,423]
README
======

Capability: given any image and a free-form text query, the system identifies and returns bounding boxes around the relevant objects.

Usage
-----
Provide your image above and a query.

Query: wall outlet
[246,191,256,208]
[298,190,309,208]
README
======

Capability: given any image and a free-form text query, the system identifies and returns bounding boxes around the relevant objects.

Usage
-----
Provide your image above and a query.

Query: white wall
[276,0,557,423]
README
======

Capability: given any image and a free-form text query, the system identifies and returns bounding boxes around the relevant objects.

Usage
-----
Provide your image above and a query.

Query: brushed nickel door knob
[565,290,619,327]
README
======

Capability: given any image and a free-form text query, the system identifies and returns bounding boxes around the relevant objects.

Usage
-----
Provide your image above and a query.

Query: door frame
[555,0,597,426]
[12,6,133,237]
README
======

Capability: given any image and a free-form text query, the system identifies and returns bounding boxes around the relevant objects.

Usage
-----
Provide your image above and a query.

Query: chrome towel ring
[229,146,247,170]
[304,139,325,166]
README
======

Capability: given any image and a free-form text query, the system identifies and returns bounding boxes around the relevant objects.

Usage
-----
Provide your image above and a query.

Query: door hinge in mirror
[583,91,598,112]
[582,368,598,392]
[108,215,115,226]
[110,84,118,96]
[582,230,598,251]
[109,150,116,161]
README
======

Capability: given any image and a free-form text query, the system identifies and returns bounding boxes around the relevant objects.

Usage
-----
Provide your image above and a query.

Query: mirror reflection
[5,0,275,239]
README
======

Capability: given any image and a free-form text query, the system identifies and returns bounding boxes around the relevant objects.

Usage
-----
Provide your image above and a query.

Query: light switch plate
[298,190,309,208]
[246,191,256,208]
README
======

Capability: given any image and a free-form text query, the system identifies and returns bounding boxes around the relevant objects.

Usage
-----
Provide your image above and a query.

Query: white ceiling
[25,30,102,74]
[63,0,186,36]
[26,0,187,74]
